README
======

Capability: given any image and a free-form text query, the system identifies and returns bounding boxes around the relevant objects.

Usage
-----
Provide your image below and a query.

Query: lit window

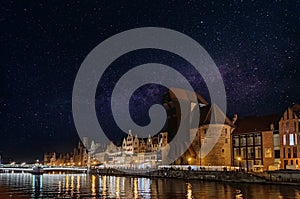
[290,134,295,146]
[283,135,286,146]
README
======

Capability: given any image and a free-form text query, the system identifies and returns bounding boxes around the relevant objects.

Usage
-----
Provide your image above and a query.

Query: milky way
[1,1,299,161]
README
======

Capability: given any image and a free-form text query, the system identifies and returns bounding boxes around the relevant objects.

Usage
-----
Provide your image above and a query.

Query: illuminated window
[283,135,286,146]
[290,134,295,146]
[265,148,272,158]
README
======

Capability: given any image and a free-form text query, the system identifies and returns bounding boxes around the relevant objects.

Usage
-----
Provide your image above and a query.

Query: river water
[0,173,300,198]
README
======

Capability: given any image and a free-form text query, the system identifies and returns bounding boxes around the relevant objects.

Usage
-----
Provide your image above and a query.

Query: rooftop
[233,114,281,134]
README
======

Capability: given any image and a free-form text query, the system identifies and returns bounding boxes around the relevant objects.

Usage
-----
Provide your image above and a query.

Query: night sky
[1,1,299,162]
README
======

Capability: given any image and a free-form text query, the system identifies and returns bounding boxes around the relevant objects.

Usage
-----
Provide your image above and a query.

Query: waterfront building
[163,88,235,166]
[43,141,88,166]
[189,104,235,166]
[103,131,168,168]
[232,114,280,171]
[279,103,300,169]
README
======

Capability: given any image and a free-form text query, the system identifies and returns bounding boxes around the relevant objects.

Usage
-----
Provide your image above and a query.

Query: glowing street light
[188,158,192,165]
[237,157,242,168]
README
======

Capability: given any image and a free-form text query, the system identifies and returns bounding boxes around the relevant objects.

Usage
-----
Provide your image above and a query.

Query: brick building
[186,104,235,166]
[163,88,235,166]
[44,141,88,166]
[279,103,300,169]
[232,114,280,171]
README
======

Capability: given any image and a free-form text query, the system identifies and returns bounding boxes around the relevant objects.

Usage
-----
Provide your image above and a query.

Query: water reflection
[32,174,42,198]
[186,182,193,199]
[1,173,300,198]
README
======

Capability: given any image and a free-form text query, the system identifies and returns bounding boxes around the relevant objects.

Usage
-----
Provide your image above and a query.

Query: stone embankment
[91,168,266,183]
[91,168,300,185]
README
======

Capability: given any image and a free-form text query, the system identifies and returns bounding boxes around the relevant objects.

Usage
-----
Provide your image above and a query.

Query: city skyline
[1,1,300,162]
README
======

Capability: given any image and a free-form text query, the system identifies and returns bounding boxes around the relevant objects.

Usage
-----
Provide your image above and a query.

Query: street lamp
[237,157,242,170]
[188,158,192,165]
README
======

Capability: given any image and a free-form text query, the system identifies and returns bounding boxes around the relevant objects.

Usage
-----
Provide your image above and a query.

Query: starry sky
[1,0,299,162]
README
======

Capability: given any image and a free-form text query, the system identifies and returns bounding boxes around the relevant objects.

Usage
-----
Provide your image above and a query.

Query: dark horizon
[1,1,299,162]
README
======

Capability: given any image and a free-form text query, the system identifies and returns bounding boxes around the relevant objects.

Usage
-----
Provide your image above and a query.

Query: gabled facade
[279,103,300,169]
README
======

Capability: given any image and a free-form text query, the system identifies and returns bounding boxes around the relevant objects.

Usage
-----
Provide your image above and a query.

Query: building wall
[232,132,262,171]
[232,130,276,171]
[44,142,87,166]
[262,131,275,171]
[201,125,232,166]
[185,124,232,166]
[273,132,281,169]
[280,108,300,169]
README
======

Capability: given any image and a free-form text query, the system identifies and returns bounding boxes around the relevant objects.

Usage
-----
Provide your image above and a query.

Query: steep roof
[168,87,208,105]
[191,103,235,128]
[233,114,281,134]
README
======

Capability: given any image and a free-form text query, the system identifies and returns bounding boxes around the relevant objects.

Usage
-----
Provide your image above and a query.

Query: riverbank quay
[91,168,265,183]
[91,168,300,186]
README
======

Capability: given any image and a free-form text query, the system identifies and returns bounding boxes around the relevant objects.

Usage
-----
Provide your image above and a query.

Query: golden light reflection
[71,175,74,197]
[58,180,61,195]
[116,177,120,199]
[91,175,96,196]
[235,189,243,199]
[133,178,138,199]
[102,175,107,197]
[77,175,80,194]
[186,182,193,199]
[65,174,69,194]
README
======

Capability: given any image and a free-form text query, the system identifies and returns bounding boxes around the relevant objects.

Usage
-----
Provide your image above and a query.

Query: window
[255,134,261,145]
[265,148,272,158]
[274,150,280,158]
[248,147,254,159]
[283,134,286,146]
[293,147,297,158]
[255,147,262,159]
[222,149,224,153]
[297,160,298,165]
[234,148,240,157]
[291,160,294,165]
[240,135,246,146]
[233,136,239,147]
[288,148,291,158]
[283,148,286,158]
[225,138,228,143]
[241,147,246,158]
[254,160,262,165]
[247,135,253,145]
[286,122,289,133]
[290,134,295,146]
